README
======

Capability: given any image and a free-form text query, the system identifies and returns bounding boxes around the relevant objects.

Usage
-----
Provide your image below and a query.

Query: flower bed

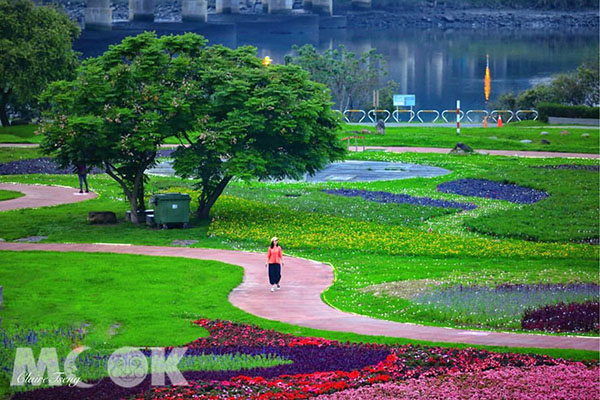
[208,196,594,259]
[410,283,600,330]
[522,301,600,333]
[313,364,600,400]
[322,189,477,210]
[17,319,593,400]
[436,179,549,204]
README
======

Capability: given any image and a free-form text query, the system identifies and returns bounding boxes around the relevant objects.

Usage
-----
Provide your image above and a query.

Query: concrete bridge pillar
[352,0,371,10]
[182,0,207,21]
[216,0,240,13]
[312,0,331,15]
[129,0,154,21]
[84,0,112,30]
[268,0,292,14]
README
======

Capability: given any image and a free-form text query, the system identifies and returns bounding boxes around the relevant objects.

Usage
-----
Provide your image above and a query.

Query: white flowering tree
[40,32,209,223]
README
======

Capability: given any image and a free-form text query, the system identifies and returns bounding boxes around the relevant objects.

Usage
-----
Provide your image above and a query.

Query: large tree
[284,44,390,112]
[40,32,210,223]
[0,0,80,126]
[172,45,346,220]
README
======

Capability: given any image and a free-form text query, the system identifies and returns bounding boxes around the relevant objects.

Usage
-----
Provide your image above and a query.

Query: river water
[75,21,598,112]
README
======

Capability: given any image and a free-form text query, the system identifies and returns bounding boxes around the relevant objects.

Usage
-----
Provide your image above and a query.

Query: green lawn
[0,152,598,376]
[0,125,41,144]
[0,147,43,163]
[0,190,23,202]
[3,123,598,154]
[339,123,599,154]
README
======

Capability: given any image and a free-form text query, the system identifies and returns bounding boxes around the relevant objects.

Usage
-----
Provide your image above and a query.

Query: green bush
[537,103,600,122]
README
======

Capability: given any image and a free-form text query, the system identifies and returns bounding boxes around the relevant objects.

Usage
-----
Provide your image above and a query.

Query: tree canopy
[41,32,345,223]
[0,0,80,126]
[172,45,345,220]
[284,44,393,112]
[40,32,211,223]
[493,61,600,111]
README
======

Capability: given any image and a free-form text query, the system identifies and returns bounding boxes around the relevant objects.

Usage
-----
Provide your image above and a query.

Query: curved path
[351,146,600,159]
[0,183,97,211]
[0,185,598,351]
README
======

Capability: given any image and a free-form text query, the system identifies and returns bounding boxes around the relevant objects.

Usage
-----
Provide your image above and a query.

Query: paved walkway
[353,146,600,159]
[2,142,598,159]
[0,184,598,351]
[0,183,97,211]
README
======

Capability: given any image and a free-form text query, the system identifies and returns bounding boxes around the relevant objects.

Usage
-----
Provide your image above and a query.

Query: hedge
[537,103,600,122]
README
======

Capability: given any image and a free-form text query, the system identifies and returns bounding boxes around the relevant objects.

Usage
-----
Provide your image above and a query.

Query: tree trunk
[196,175,233,221]
[0,90,10,127]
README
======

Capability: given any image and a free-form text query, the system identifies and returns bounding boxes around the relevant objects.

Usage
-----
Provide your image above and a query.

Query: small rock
[582,133,590,138]
[541,139,551,145]
[171,239,199,247]
[560,130,570,135]
[360,129,373,135]
[88,211,117,224]
[488,136,498,140]
[450,142,474,154]
[540,131,549,135]
[0,238,4,242]
[520,139,533,143]
[15,236,48,242]
[376,119,385,135]
[442,15,455,22]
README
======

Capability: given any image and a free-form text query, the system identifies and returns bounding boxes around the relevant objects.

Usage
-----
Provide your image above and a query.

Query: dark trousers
[268,263,281,285]
[78,174,88,192]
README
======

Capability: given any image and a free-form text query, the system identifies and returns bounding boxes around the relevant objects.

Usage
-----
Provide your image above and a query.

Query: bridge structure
[85,0,372,30]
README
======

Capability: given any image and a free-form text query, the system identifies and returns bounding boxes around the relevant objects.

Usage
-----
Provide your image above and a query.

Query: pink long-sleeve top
[267,246,283,264]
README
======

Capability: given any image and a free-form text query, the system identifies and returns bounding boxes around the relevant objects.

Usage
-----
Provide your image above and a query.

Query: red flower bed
[131,319,582,400]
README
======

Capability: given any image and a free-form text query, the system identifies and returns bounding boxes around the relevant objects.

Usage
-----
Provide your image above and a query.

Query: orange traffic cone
[497,115,503,128]
[483,116,488,128]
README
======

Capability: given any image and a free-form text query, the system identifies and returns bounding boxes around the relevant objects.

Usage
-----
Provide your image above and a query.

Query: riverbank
[54,0,598,31]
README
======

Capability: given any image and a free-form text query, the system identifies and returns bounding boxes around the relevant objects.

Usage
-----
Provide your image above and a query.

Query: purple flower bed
[531,164,599,172]
[322,189,477,210]
[0,158,103,175]
[522,301,600,333]
[436,179,549,204]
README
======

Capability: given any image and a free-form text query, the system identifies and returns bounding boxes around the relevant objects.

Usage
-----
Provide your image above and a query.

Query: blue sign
[393,94,416,107]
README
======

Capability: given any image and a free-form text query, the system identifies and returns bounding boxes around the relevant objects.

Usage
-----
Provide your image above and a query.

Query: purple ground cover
[531,164,599,172]
[522,301,599,333]
[322,189,477,210]
[436,179,549,203]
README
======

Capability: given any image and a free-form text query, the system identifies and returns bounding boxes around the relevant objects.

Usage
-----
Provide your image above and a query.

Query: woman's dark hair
[270,238,278,249]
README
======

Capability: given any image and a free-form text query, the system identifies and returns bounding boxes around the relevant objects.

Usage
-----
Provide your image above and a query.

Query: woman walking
[266,237,283,292]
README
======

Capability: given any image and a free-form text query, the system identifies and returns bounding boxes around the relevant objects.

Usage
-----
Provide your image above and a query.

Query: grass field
[0,190,23,202]
[0,148,598,399]
[2,122,598,154]
[338,123,599,154]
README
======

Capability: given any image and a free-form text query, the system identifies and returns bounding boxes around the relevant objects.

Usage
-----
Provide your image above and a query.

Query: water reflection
[75,24,598,111]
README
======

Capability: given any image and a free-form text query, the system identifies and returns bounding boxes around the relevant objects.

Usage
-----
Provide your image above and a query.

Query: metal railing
[441,109,464,123]
[367,109,392,123]
[392,109,415,123]
[515,109,539,121]
[339,108,536,124]
[489,110,515,123]
[343,109,367,123]
[341,135,366,151]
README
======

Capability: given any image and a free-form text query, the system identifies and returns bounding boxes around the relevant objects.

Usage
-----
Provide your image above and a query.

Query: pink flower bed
[314,364,600,400]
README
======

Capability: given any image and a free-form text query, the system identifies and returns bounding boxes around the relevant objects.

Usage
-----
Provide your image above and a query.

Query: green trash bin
[148,193,191,229]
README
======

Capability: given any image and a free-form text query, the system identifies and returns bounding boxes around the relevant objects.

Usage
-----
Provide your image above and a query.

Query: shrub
[537,102,600,122]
